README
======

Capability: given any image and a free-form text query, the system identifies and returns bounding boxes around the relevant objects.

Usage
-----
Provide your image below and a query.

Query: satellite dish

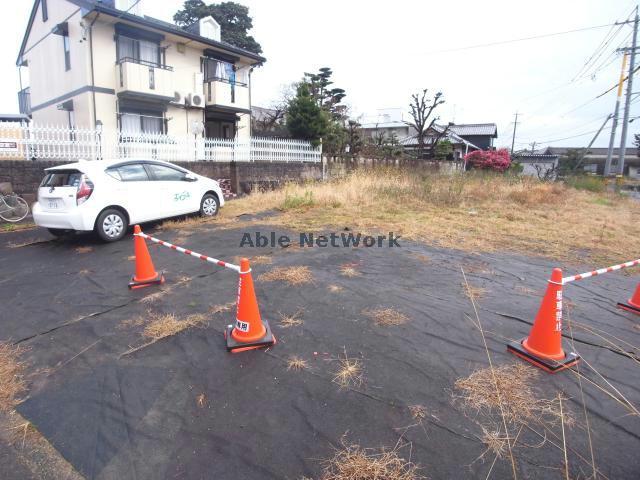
[191,120,204,136]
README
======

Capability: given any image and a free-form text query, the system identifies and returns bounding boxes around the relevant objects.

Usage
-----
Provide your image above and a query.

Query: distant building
[513,152,559,180]
[544,147,640,179]
[358,108,414,142]
[447,123,497,150]
[400,124,481,160]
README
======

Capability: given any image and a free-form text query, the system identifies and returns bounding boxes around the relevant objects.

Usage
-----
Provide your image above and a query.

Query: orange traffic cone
[618,283,640,315]
[224,258,275,353]
[128,225,164,289]
[507,268,580,373]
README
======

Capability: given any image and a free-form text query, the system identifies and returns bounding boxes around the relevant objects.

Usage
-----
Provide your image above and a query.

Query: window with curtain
[120,112,164,134]
[117,36,160,66]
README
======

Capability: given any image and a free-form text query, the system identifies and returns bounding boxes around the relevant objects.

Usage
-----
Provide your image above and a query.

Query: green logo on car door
[174,191,191,201]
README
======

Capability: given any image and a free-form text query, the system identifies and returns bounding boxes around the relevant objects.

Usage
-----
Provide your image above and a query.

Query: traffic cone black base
[224,320,276,353]
[128,272,165,290]
[617,301,640,315]
[508,339,580,374]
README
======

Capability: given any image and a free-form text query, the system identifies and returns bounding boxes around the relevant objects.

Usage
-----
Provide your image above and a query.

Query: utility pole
[617,6,639,176]
[510,112,519,155]
[575,114,613,172]
[604,53,628,176]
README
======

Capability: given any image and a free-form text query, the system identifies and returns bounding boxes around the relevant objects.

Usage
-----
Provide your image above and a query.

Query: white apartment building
[16,0,265,139]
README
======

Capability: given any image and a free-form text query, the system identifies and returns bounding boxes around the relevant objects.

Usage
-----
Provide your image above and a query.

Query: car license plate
[48,200,58,209]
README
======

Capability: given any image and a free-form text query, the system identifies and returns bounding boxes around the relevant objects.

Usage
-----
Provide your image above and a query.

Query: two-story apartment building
[16,0,265,139]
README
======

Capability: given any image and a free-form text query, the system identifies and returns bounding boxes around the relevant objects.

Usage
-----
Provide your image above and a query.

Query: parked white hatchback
[32,159,225,242]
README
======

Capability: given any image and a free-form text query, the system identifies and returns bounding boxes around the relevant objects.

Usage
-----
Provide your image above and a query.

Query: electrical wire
[424,21,632,55]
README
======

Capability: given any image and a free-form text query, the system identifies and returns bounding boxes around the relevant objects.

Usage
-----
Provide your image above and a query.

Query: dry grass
[286,356,309,371]
[217,168,640,264]
[453,364,573,427]
[234,254,273,265]
[75,246,93,254]
[0,342,27,412]
[320,441,424,480]
[258,266,314,285]
[340,264,361,277]
[408,405,427,421]
[362,307,409,326]
[196,393,207,408]
[139,289,167,304]
[411,253,430,263]
[278,309,304,328]
[142,312,208,340]
[462,283,487,300]
[332,350,364,389]
[328,284,344,293]
[209,301,236,315]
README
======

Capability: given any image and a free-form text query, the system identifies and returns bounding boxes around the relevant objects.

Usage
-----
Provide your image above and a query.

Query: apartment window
[41,0,48,22]
[63,33,71,71]
[117,35,160,66]
[203,58,236,83]
[119,111,164,134]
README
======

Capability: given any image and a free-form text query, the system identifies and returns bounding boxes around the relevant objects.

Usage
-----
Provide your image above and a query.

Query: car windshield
[40,170,83,188]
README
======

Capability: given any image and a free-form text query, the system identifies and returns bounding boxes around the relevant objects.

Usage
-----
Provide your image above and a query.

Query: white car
[32,159,225,242]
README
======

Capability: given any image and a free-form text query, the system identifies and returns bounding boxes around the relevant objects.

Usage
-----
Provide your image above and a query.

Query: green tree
[174,1,262,54]
[434,139,453,161]
[286,84,328,146]
[558,148,588,175]
[304,67,347,120]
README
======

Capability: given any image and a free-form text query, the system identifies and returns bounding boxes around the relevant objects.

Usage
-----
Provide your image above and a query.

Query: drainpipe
[88,13,100,128]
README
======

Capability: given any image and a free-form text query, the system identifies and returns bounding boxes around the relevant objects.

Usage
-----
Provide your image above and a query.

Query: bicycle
[0,193,30,222]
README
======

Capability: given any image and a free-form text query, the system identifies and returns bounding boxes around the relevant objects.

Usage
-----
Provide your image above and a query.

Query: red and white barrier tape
[135,231,241,273]
[562,258,640,284]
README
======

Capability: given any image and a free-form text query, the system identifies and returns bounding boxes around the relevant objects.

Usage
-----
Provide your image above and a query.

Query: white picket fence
[0,123,322,163]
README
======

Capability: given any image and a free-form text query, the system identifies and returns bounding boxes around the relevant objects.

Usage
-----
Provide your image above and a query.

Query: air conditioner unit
[187,93,205,108]
[171,91,185,105]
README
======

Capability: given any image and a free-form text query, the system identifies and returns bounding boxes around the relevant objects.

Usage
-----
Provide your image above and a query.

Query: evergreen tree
[174,1,263,54]
[286,84,328,146]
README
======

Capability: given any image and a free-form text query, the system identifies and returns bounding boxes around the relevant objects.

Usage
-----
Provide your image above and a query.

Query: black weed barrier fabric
[1,223,639,479]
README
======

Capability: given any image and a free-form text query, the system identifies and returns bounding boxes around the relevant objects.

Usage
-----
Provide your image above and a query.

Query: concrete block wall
[0,160,324,202]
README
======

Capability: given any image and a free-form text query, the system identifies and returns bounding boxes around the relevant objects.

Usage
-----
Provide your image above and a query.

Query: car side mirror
[183,173,197,182]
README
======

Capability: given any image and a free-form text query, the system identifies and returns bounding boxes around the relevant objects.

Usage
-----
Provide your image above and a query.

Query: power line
[572,23,623,82]
[424,21,632,54]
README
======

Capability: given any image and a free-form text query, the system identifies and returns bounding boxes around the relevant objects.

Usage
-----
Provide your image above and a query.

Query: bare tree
[405,89,445,159]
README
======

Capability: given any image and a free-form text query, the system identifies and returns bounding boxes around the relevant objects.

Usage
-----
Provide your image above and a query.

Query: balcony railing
[116,58,174,100]
[18,87,31,116]
[205,79,249,110]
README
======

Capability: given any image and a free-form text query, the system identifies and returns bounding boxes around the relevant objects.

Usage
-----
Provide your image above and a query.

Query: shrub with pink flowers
[464,149,511,172]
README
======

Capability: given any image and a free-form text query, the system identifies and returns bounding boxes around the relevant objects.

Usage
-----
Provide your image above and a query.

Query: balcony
[115,58,174,102]
[205,78,249,111]
[18,87,31,116]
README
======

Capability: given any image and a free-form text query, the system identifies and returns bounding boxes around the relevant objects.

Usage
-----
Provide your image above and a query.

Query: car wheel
[200,193,219,217]
[96,208,128,242]
[47,228,72,237]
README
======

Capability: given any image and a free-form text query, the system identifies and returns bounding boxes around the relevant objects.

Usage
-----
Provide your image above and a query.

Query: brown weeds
[286,356,309,371]
[258,266,314,285]
[453,364,573,427]
[332,350,364,389]
[209,301,236,315]
[217,168,639,265]
[340,264,360,277]
[0,342,27,411]
[278,309,304,328]
[142,312,208,340]
[75,246,93,254]
[328,284,344,293]
[320,441,424,480]
[362,307,409,326]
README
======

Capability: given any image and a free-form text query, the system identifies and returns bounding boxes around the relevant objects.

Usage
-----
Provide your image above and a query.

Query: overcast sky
[3,0,638,148]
